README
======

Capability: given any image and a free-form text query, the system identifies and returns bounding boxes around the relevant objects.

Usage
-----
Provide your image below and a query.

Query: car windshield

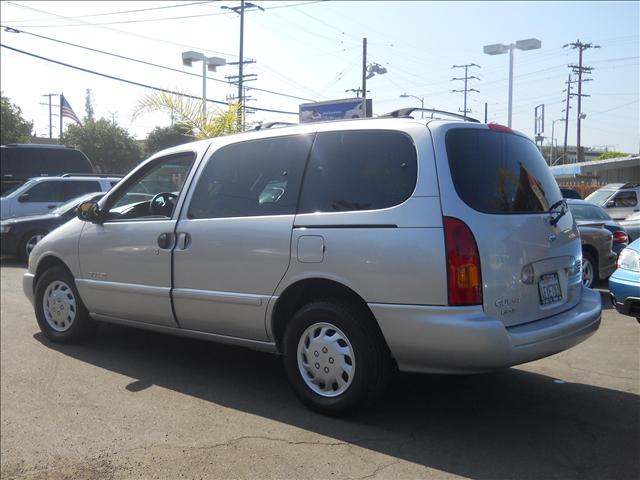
[568,203,612,221]
[51,192,102,215]
[1,179,36,197]
[585,189,614,205]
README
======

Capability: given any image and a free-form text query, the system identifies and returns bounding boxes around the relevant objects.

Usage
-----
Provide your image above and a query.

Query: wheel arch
[271,277,388,353]
[33,255,73,293]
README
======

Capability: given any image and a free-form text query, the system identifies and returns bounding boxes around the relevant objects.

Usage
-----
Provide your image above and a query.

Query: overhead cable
[0,43,299,115]
[0,26,316,103]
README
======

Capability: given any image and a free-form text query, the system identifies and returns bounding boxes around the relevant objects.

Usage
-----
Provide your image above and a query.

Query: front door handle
[157,232,175,249]
[176,232,192,250]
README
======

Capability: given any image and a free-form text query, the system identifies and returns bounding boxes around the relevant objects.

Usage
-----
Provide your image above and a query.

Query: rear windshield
[446,128,562,214]
[568,203,612,221]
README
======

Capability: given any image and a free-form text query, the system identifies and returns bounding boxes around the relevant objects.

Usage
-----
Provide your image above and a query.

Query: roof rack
[380,107,480,123]
[60,173,124,178]
[253,122,297,130]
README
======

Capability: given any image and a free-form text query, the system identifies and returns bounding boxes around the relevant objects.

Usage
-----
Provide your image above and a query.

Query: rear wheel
[283,299,391,416]
[19,230,48,262]
[581,250,598,288]
[34,267,96,343]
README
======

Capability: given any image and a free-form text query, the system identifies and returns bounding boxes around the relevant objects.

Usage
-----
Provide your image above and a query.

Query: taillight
[487,123,512,133]
[612,231,628,244]
[444,217,482,306]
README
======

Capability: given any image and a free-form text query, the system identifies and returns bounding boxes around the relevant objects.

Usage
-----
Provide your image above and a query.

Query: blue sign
[299,98,372,123]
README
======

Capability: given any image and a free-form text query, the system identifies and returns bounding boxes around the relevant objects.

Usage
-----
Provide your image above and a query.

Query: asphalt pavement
[1,257,638,480]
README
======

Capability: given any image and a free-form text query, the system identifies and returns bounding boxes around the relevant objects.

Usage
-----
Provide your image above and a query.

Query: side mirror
[605,200,616,208]
[76,200,103,224]
[18,193,30,203]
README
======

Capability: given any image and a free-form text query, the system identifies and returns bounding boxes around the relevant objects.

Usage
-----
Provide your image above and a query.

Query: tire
[283,299,391,416]
[19,230,48,262]
[581,250,598,288]
[34,267,96,344]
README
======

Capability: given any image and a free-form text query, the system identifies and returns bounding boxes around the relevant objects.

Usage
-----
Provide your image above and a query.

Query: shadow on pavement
[35,323,639,480]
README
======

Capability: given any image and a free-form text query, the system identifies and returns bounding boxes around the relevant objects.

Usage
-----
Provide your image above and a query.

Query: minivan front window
[446,128,562,214]
[585,189,615,205]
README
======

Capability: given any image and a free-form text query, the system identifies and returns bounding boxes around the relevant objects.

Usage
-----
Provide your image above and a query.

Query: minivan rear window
[446,128,562,214]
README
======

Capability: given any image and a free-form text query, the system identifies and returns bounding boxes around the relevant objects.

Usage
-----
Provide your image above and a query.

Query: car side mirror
[18,193,30,203]
[605,200,616,208]
[77,200,103,224]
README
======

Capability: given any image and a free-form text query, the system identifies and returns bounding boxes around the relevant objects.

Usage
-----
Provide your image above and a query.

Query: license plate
[539,273,562,305]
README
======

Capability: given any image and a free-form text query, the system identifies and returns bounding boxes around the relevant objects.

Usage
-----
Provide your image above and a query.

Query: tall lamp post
[483,38,541,127]
[400,93,425,118]
[181,51,226,122]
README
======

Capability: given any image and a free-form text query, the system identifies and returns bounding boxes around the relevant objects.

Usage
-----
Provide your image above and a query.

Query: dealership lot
[1,258,638,480]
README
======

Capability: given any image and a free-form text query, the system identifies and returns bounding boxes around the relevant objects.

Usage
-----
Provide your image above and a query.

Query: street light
[181,51,226,121]
[483,38,541,127]
[400,93,425,119]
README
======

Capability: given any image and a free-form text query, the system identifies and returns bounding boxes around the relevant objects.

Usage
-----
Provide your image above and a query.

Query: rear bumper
[370,286,601,374]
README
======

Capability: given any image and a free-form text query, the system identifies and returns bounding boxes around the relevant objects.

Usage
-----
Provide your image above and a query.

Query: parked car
[0,192,105,261]
[23,113,601,415]
[585,182,640,220]
[620,211,640,243]
[575,225,617,288]
[560,187,582,199]
[567,199,629,255]
[0,175,121,220]
[0,144,93,195]
[609,239,640,321]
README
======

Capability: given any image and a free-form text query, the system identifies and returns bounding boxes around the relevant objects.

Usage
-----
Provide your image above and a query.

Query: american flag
[60,94,82,125]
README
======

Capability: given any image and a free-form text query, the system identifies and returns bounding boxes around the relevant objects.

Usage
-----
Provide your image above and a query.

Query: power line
[4,1,326,27]
[451,63,480,118]
[0,25,316,103]
[2,1,214,23]
[0,43,299,115]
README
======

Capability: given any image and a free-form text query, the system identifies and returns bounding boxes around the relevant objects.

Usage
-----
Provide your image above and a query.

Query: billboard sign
[299,98,372,123]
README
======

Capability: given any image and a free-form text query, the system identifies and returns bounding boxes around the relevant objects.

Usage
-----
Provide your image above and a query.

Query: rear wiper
[548,199,567,226]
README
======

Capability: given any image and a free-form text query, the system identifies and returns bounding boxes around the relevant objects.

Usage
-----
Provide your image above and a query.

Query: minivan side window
[446,128,562,214]
[187,135,312,219]
[106,153,195,220]
[297,130,417,214]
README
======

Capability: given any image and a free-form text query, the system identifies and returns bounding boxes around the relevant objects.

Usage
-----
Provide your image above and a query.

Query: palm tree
[132,91,241,139]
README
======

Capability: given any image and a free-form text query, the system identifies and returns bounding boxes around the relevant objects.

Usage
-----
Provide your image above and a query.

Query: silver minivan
[23,112,602,415]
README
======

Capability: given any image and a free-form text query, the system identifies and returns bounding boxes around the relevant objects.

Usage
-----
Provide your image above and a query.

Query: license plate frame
[539,273,562,305]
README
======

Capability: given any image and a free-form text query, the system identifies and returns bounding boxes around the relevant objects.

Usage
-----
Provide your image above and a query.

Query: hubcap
[582,258,594,287]
[296,322,356,397]
[42,280,77,332]
[26,234,45,256]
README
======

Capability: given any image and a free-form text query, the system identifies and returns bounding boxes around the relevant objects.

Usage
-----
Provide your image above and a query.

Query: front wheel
[283,300,391,416]
[34,267,96,343]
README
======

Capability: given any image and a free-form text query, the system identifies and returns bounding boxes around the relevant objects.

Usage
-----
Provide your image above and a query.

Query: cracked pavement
[1,258,638,479]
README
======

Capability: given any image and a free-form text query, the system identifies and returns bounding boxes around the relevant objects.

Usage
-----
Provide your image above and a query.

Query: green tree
[84,88,94,121]
[64,118,142,174]
[132,91,241,139]
[1,93,33,144]
[595,151,629,161]
[145,124,194,156]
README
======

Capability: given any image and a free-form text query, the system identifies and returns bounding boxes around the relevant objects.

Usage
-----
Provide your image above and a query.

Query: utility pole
[451,64,480,119]
[361,37,367,118]
[561,75,576,164]
[221,1,264,130]
[40,93,59,140]
[564,40,600,163]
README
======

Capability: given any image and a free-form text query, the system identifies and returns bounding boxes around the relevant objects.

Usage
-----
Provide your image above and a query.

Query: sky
[0,0,638,154]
